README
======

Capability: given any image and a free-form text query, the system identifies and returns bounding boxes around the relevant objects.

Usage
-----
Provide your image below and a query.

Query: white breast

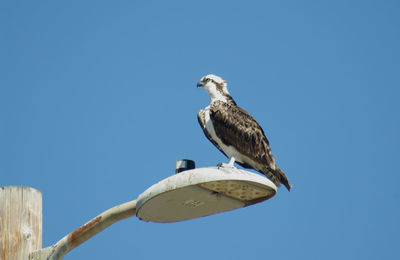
[204,106,246,164]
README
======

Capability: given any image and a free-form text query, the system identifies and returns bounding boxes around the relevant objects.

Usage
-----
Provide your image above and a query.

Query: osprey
[197,74,292,191]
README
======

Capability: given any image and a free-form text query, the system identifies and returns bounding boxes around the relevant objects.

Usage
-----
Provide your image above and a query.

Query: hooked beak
[197,81,204,87]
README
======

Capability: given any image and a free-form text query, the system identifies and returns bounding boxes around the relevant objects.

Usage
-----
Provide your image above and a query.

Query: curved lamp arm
[30,200,137,260]
[29,164,277,259]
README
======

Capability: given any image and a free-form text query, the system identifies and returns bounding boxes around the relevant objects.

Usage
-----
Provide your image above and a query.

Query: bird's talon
[216,162,236,169]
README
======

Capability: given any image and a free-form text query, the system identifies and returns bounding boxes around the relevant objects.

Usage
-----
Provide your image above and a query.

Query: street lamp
[30,160,277,260]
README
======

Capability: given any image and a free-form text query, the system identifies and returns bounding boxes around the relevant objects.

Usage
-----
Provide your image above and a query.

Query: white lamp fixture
[31,160,277,260]
[136,164,277,223]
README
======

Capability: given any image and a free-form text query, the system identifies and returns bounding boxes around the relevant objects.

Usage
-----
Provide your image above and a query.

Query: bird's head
[197,74,235,104]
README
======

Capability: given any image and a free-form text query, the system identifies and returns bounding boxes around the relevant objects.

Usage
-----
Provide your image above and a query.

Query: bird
[197,74,292,191]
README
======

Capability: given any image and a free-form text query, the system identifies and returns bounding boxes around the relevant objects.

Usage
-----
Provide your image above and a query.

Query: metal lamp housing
[136,166,277,223]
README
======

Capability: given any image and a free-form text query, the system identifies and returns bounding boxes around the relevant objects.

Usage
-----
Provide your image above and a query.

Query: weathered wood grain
[0,186,42,260]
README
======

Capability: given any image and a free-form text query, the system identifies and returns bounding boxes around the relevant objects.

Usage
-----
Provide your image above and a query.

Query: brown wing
[209,101,276,169]
[199,103,292,191]
[197,109,228,158]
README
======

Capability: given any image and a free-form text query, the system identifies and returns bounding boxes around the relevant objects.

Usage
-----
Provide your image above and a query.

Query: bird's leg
[228,156,236,167]
[217,157,236,169]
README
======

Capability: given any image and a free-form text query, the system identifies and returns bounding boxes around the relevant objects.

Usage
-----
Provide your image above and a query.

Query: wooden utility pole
[0,186,42,260]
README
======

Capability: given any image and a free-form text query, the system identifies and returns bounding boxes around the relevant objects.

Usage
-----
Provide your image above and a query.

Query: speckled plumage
[197,74,292,191]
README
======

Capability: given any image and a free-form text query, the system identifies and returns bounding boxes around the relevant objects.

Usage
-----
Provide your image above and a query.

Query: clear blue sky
[1,0,399,259]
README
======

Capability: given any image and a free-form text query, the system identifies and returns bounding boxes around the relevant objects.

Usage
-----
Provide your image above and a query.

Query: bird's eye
[206,78,211,82]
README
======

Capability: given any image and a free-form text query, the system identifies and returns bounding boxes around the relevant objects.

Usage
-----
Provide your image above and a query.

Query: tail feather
[274,167,292,191]
[263,166,292,191]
